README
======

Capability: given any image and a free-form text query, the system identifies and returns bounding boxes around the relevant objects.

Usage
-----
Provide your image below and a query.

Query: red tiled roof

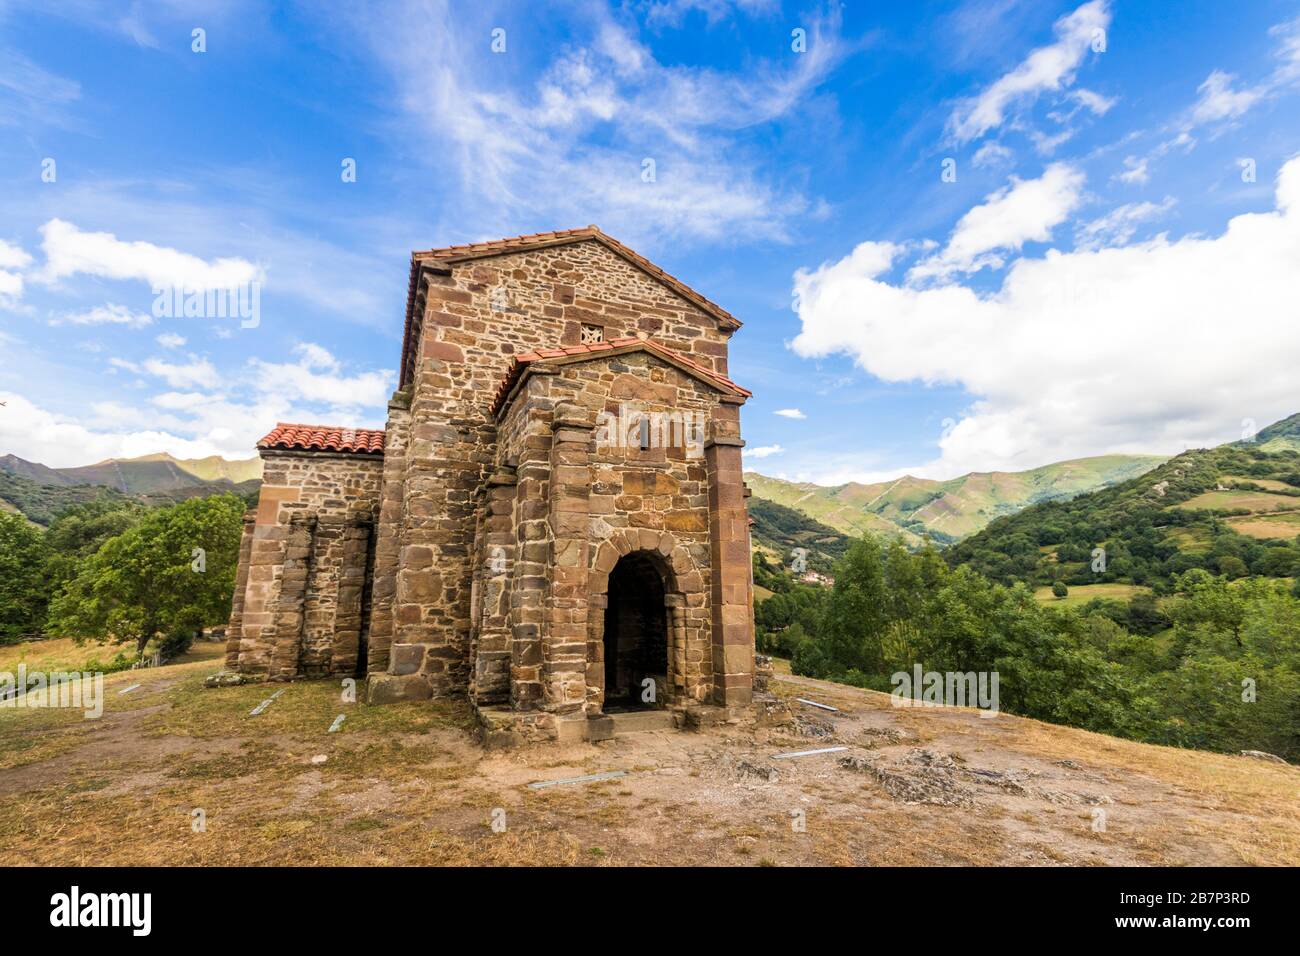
[257,422,385,455]
[400,225,741,388]
[489,336,751,417]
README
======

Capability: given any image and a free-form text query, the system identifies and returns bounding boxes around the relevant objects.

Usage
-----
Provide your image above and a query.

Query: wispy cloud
[910,163,1085,279]
[946,0,1109,145]
[1074,197,1175,251]
[50,303,153,328]
[352,0,847,244]
[1185,15,1300,131]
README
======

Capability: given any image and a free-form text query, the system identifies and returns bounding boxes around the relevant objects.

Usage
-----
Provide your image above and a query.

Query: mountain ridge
[0,451,262,493]
[0,452,263,525]
[746,452,1167,545]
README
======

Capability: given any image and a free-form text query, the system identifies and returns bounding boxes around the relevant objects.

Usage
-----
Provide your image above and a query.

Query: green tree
[1052,581,1068,598]
[42,499,146,596]
[0,512,49,643]
[46,496,243,655]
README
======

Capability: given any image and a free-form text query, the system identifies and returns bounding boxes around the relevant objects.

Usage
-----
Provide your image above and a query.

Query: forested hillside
[748,497,851,573]
[946,414,1300,593]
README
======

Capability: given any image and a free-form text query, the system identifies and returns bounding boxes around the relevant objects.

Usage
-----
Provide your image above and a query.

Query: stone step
[607,709,676,734]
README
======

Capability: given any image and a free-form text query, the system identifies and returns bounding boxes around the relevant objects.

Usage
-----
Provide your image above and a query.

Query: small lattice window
[580,323,603,344]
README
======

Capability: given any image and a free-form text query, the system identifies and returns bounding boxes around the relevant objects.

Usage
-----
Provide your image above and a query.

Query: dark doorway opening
[603,552,669,711]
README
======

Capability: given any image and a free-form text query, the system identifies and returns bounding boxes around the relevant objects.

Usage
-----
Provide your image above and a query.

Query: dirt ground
[1,642,1297,866]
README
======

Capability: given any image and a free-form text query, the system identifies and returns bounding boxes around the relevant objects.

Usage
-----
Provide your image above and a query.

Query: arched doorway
[602,552,669,711]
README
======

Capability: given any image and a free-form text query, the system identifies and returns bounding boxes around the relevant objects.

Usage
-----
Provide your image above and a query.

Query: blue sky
[2,0,1299,484]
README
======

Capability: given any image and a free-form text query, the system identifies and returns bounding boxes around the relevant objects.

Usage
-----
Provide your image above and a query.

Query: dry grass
[1,639,1297,867]
[1032,583,1151,607]
[1176,490,1300,513]
[1227,512,1300,540]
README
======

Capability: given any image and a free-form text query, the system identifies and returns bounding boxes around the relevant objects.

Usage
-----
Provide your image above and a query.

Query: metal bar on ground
[771,746,848,760]
[527,770,627,790]
[118,683,142,695]
[796,697,839,712]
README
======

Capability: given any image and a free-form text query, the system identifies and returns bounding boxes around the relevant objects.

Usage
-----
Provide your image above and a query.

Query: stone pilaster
[301,513,344,677]
[543,403,593,714]
[508,404,553,710]
[224,509,256,670]
[705,400,753,707]
[365,392,409,676]
[472,469,516,704]
[268,512,316,681]
[331,514,373,676]
[237,517,291,677]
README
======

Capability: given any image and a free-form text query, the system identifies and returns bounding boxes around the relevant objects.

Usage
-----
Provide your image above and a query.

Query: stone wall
[467,346,749,721]
[227,450,383,680]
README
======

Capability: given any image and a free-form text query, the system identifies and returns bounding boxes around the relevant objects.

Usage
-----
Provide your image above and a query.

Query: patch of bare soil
[0,653,1296,866]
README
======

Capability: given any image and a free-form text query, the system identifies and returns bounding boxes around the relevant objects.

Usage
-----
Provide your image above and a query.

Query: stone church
[222,226,756,743]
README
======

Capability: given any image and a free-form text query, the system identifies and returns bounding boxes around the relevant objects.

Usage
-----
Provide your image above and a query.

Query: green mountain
[50,453,262,493]
[1244,412,1300,455]
[0,453,262,525]
[747,497,852,574]
[746,454,1166,546]
[947,414,1300,589]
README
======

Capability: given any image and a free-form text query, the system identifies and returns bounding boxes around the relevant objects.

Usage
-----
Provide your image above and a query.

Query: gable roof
[400,226,741,387]
[258,422,385,455]
[489,336,751,417]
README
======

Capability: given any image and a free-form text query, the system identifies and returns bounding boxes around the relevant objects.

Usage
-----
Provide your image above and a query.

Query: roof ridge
[400,227,741,388]
[489,335,750,417]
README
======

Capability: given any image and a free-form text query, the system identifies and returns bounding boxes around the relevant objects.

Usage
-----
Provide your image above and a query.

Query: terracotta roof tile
[400,225,741,388]
[490,336,751,417]
[257,422,385,455]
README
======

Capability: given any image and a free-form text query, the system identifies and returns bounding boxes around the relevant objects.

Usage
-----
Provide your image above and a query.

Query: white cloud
[0,392,246,468]
[0,270,22,303]
[0,239,31,304]
[1071,88,1115,115]
[1074,198,1175,251]
[293,342,341,371]
[156,332,186,348]
[947,0,1109,144]
[0,340,396,466]
[51,302,152,328]
[790,155,1300,479]
[910,163,1085,279]
[142,357,221,389]
[972,142,1014,168]
[745,444,785,459]
[249,343,392,409]
[1191,70,1264,125]
[35,218,262,291]
[1115,155,1150,185]
[643,0,778,29]
[0,239,32,270]
[1184,17,1300,131]
[774,408,806,419]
